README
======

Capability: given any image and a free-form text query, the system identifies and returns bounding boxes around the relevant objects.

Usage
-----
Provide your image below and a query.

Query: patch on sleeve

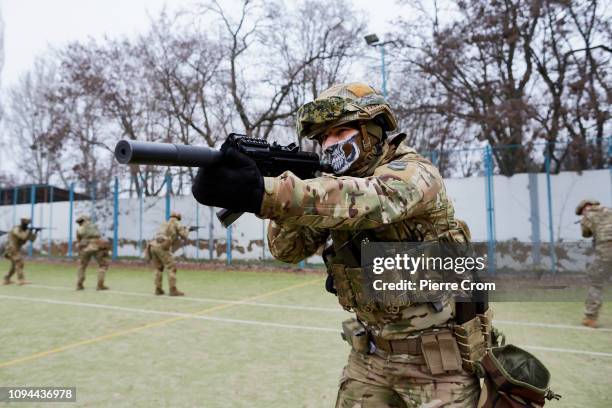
[387,160,407,171]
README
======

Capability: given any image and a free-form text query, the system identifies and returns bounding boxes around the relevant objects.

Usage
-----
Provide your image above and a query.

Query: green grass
[0,260,610,407]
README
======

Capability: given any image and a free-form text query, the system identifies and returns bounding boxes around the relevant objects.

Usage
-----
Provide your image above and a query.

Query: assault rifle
[0,230,7,237]
[28,227,53,233]
[115,134,331,227]
[188,226,208,232]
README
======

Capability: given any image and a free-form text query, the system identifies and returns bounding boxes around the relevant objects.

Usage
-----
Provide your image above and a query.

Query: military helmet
[20,217,31,224]
[170,211,182,220]
[296,82,398,141]
[75,214,90,224]
[575,199,600,215]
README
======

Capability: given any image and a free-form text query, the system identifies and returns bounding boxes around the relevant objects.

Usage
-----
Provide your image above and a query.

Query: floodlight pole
[365,34,392,98]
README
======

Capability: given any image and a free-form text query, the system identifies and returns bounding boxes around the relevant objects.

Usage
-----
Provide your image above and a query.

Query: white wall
[1,169,610,261]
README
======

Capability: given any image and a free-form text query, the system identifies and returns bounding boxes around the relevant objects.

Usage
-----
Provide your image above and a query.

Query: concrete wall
[1,168,610,262]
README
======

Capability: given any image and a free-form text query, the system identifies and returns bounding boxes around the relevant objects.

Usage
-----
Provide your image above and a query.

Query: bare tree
[4,57,67,184]
[51,42,117,197]
[201,0,364,142]
[395,0,544,176]
[529,0,611,172]
[0,8,5,123]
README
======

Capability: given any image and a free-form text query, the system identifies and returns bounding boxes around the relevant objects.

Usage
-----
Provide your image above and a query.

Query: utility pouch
[341,318,369,354]
[97,238,111,251]
[454,315,488,373]
[329,265,359,311]
[477,345,561,407]
[143,242,152,261]
[421,330,462,375]
[155,236,171,251]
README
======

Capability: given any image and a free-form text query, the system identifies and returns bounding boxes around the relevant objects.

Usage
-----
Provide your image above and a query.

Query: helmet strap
[359,123,372,151]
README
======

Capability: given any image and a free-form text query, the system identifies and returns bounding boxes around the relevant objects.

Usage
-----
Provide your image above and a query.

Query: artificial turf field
[0,260,610,407]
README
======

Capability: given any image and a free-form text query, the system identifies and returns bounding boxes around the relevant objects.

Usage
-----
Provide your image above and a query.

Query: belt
[372,335,422,356]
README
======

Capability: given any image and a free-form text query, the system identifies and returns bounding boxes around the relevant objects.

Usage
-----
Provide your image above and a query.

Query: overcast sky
[0,0,406,89]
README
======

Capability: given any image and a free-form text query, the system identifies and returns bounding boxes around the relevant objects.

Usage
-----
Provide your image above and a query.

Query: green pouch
[340,318,369,354]
[477,345,561,407]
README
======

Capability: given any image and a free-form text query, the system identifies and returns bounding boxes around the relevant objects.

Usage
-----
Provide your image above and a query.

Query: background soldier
[75,215,110,291]
[192,83,485,406]
[146,212,189,296]
[576,199,612,329]
[3,218,37,285]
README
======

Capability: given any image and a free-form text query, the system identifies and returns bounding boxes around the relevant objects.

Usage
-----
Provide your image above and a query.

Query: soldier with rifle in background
[3,217,38,285]
[75,214,110,291]
[576,199,612,329]
[145,212,190,296]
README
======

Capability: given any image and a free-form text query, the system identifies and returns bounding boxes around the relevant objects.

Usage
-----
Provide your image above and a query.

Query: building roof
[0,184,91,205]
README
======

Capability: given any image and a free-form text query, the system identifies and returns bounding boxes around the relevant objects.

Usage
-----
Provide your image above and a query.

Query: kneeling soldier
[75,215,110,290]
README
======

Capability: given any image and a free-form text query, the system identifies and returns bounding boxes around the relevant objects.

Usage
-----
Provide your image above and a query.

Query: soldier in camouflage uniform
[3,218,37,285]
[75,215,110,291]
[576,199,612,329]
[192,83,486,407]
[147,212,189,296]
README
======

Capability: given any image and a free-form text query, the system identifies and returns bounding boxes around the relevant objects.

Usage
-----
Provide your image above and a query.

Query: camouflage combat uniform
[148,212,189,296]
[3,219,37,285]
[75,215,110,290]
[263,83,482,407]
[577,200,612,322]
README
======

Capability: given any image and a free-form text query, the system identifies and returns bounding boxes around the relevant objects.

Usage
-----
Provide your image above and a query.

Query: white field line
[29,284,345,313]
[1,294,611,358]
[0,294,337,333]
[24,284,612,333]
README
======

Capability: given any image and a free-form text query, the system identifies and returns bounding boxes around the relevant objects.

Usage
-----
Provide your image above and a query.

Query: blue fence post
[112,177,119,261]
[91,179,97,222]
[484,146,496,274]
[68,182,75,258]
[195,202,200,260]
[12,186,18,225]
[165,174,171,221]
[226,225,232,265]
[139,178,144,256]
[545,152,557,274]
[28,185,36,257]
[262,219,266,261]
[48,186,53,258]
[209,207,214,260]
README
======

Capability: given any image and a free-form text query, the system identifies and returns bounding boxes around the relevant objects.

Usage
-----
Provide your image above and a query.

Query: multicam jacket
[5,227,36,254]
[581,205,612,244]
[151,218,189,251]
[261,142,470,339]
[76,221,107,252]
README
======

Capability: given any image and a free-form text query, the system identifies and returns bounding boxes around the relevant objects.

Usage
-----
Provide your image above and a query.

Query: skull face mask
[323,130,361,175]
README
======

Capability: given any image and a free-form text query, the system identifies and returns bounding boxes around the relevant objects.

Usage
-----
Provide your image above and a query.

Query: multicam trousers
[336,349,480,408]
[4,249,25,283]
[77,249,109,285]
[149,245,178,290]
[584,242,612,319]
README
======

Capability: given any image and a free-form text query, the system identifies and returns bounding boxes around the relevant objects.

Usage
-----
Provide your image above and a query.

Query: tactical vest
[322,145,472,322]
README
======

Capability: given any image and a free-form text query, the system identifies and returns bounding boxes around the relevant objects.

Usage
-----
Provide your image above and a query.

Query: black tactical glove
[191,142,264,214]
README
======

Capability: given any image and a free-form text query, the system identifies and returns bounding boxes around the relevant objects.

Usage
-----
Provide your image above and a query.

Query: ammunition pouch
[340,318,369,354]
[420,329,463,375]
[477,345,561,407]
[454,314,489,374]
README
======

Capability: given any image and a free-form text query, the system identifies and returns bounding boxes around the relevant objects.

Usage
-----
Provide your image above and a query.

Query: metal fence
[1,140,610,271]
